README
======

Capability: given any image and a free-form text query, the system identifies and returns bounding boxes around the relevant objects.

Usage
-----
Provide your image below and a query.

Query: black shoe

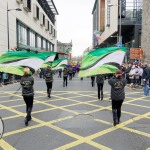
[28,116,32,121]
[101,97,103,101]
[113,121,117,126]
[24,118,28,126]
[98,97,100,100]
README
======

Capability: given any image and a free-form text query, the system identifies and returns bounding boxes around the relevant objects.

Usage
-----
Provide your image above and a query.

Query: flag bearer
[96,74,104,100]
[45,66,53,98]
[20,68,34,126]
[63,68,68,87]
[108,70,127,126]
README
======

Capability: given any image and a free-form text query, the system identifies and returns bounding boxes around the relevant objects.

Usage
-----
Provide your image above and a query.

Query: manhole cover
[74,114,94,120]
[133,118,150,124]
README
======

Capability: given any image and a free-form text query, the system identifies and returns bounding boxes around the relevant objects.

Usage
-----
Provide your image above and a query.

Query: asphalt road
[0,74,150,150]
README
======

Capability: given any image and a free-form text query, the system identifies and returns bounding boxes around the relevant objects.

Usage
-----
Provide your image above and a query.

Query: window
[50,25,53,34]
[43,39,46,49]
[43,15,45,26]
[47,42,50,50]
[23,0,31,11]
[107,0,111,26]
[37,35,41,48]
[17,23,27,45]
[36,6,39,19]
[27,0,31,10]
[30,31,35,47]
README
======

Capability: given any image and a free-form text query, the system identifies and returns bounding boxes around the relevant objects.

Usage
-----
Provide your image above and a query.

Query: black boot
[112,109,118,126]
[24,117,28,126]
[101,91,103,101]
[117,109,121,124]
[27,110,32,121]
[48,89,51,98]
[98,90,100,100]
[47,89,50,97]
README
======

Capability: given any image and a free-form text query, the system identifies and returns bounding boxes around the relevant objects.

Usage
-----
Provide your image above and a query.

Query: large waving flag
[52,58,68,70]
[78,47,126,77]
[0,51,56,75]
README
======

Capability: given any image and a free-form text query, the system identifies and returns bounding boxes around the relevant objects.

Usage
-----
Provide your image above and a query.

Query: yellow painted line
[1,90,150,150]
[86,112,150,140]
[94,119,112,125]
[86,140,112,150]
[0,139,16,150]
[146,148,150,150]
[54,140,84,150]
[3,92,22,98]
[120,110,139,116]
[34,99,79,115]
[122,127,150,138]
[3,115,21,120]
[125,103,150,109]
[4,116,73,137]
[32,107,57,114]
[0,99,22,104]
[95,118,150,138]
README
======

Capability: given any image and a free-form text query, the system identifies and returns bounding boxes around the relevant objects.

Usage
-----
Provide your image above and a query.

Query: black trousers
[97,83,103,98]
[23,96,34,113]
[63,77,68,86]
[91,77,95,87]
[112,100,123,121]
[46,82,53,93]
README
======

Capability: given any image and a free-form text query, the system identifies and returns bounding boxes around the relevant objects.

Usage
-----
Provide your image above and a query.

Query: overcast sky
[54,0,94,57]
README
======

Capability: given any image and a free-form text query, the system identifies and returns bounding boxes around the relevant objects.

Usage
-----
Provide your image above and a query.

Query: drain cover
[75,114,94,120]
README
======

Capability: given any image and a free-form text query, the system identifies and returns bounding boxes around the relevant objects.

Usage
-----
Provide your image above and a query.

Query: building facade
[57,40,72,60]
[0,0,58,53]
[141,0,150,63]
[92,0,142,60]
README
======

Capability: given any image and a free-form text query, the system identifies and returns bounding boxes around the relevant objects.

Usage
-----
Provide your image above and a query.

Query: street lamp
[108,0,122,46]
[7,2,22,51]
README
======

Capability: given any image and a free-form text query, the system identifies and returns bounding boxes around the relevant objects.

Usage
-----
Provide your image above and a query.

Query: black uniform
[108,76,127,126]
[91,76,95,87]
[45,69,53,98]
[20,74,34,126]
[63,69,68,87]
[96,74,104,100]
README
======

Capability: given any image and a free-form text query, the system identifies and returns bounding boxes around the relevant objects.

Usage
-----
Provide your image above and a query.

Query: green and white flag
[52,58,68,70]
[0,51,56,75]
[78,47,126,77]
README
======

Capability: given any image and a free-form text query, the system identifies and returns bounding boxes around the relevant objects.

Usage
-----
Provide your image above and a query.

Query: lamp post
[108,0,122,46]
[7,2,22,51]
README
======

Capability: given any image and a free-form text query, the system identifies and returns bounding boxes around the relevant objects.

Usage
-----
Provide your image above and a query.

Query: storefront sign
[130,48,144,59]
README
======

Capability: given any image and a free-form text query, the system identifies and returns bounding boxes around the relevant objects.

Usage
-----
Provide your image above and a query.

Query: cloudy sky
[54,0,94,57]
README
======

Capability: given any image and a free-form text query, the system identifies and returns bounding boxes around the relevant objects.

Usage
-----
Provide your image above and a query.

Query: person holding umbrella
[20,67,34,126]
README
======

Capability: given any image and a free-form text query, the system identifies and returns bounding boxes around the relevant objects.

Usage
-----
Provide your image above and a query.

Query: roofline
[92,0,98,14]
[51,0,59,15]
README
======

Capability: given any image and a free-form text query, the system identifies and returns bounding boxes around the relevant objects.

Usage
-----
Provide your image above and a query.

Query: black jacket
[108,76,127,101]
[96,74,104,84]
[142,67,149,80]
[45,69,53,83]
[20,75,34,97]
